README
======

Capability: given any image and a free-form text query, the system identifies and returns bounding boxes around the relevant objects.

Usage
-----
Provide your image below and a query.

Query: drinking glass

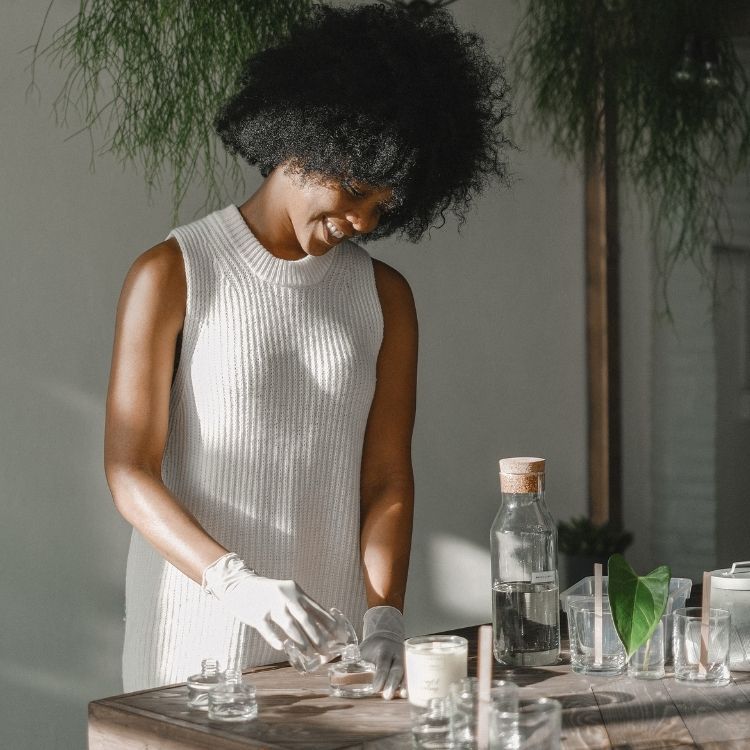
[628,619,665,679]
[673,607,731,686]
[568,598,626,675]
[490,697,562,750]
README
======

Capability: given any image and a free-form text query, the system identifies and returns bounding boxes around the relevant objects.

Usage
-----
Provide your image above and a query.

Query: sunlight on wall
[429,533,491,625]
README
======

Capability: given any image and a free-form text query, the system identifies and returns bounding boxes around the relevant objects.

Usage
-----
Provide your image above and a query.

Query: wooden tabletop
[89,624,750,749]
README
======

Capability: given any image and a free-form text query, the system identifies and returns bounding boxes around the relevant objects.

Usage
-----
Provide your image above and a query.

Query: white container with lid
[711,561,750,671]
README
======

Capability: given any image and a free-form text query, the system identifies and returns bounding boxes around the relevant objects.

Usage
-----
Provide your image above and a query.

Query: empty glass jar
[207,669,258,722]
[328,644,376,698]
[285,607,357,673]
[186,658,223,711]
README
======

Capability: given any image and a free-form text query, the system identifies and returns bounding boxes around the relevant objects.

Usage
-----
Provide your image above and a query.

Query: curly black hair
[214,2,512,242]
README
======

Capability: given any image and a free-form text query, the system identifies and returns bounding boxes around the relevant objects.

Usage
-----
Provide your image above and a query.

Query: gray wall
[1,1,588,747]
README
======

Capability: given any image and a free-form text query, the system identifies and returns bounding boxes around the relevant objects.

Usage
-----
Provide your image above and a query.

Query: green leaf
[607,554,671,658]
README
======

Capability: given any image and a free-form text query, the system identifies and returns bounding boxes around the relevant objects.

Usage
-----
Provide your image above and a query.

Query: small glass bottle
[491,457,560,666]
[207,669,258,722]
[186,658,222,711]
[328,644,376,698]
[285,607,358,673]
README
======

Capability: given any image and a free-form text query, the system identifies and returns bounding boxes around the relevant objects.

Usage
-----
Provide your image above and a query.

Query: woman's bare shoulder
[126,236,185,288]
[371,258,415,314]
[120,237,186,317]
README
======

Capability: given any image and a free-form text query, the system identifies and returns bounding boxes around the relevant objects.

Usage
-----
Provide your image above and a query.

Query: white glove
[359,605,406,700]
[202,553,337,652]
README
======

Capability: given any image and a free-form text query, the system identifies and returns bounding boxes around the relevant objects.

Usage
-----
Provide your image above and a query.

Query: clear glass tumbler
[568,598,626,675]
[673,607,731,686]
[628,619,665,679]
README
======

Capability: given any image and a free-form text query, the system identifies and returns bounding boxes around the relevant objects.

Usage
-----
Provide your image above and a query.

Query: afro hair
[214,2,513,242]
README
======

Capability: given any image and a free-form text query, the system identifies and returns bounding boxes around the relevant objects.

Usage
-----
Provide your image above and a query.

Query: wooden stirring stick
[594,562,603,667]
[699,571,711,675]
[476,625,492,750]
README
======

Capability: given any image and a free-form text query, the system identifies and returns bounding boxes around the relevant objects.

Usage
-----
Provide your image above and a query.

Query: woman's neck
[237,172,305,260]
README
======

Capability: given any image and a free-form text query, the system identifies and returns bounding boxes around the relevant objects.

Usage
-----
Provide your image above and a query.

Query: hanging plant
[511,0,750,294]
[30,0,314,217]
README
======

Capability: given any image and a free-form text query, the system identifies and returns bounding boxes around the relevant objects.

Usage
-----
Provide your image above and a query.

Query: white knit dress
[122,205,382,691]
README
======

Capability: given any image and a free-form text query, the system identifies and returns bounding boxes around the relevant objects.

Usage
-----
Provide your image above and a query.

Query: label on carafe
[531,570,555,584]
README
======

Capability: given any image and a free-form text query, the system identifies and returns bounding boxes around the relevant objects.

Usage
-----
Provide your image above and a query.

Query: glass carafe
[491,456,560,666]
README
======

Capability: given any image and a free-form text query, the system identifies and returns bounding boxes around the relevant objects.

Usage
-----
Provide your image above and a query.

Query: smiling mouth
[324,218,346,240]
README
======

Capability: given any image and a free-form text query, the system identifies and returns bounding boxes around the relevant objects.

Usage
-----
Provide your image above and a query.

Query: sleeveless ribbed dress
[122,205,382,690]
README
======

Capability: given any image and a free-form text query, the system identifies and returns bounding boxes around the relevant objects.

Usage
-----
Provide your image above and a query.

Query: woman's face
[282,168,394,257]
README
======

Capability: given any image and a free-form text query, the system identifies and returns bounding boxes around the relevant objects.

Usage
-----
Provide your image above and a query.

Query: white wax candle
[404,636,468,708]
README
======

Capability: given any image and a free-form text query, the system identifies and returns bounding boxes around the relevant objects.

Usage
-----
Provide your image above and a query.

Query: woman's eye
[341,180,364,198]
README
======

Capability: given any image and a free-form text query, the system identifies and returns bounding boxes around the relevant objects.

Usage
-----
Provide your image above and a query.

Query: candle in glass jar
[404,635,468,707]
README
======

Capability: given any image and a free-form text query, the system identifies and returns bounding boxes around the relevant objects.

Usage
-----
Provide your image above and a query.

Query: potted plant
[558,516,633,590]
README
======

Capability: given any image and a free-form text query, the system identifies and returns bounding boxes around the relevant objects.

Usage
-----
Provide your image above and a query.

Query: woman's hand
[359,606,406,700]
[202,553,338,652]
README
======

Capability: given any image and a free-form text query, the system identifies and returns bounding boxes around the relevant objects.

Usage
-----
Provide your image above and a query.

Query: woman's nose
[346,206,380,236]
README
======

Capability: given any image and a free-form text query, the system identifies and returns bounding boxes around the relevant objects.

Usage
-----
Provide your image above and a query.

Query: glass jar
[207,669,258,722]
[328,644,376,698]
[285,607,357,673]
[186,658,222,711]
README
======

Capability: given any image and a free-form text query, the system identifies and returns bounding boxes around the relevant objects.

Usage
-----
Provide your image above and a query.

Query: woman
[104,3,511,698]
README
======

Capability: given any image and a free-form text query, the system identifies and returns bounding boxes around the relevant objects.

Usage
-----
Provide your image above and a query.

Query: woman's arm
[360,259,418,612]
[104,238,228,582]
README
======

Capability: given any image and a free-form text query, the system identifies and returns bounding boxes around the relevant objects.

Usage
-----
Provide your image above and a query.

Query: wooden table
[89,625,750,749]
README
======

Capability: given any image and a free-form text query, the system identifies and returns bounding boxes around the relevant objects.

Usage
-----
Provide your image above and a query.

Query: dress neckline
[219,204,339,287]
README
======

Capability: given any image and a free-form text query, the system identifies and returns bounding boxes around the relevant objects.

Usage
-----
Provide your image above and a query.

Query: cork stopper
[499,457,545,494]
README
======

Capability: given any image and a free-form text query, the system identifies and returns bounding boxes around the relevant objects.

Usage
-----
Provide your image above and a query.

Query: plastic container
[560,575,692,614]
[560,576,692,661]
